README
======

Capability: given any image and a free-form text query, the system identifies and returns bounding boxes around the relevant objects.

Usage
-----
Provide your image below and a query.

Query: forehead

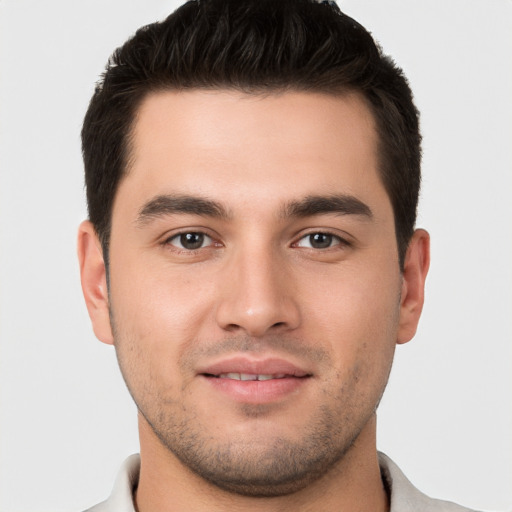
[116,89,387,218]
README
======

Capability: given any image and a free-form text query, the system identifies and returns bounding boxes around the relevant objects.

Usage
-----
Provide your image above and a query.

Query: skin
[78,90,430,512]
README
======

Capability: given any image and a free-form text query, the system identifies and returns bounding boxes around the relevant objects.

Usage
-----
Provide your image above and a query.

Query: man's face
[81,90,426,496]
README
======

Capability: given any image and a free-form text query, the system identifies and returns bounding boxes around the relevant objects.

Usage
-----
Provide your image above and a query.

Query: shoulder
[379,452,478,512]
[82,454,140,512]
[84,452,478,512]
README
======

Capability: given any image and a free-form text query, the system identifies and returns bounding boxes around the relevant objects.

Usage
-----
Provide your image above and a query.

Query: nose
[215,247,301,337]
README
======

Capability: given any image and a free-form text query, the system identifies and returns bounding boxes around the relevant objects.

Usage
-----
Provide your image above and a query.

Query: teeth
[217,373,287,381]
[259,374,286,380]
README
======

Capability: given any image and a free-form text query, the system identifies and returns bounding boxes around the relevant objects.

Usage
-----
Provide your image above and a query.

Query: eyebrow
[135,192,373,226]
[136,194,231,225]
[283,194,373,219]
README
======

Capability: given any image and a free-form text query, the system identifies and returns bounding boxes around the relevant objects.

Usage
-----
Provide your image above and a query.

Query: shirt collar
[88,452,472,512]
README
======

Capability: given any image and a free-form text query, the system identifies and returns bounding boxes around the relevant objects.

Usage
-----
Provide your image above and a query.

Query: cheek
[300,260,401,338]
[297,259,401,381]
[108,261,219,397]
[109,253,218,344]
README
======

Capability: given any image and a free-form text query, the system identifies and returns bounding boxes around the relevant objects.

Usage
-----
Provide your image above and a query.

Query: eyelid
[168,232,213,249]
[157,227,352,252]
[160,228,222,250]
[292,229,352,248]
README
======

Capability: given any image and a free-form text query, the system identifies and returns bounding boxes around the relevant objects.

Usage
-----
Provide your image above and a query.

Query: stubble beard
[138,399,364,497]
[112,318,392,498]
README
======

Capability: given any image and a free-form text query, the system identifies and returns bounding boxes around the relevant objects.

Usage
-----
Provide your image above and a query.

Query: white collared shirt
[84,452,476,512]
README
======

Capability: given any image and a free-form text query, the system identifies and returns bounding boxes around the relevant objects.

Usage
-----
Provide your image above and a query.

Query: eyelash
[162,230,351,253]
[163,231,219,252]
[293,231,350,250]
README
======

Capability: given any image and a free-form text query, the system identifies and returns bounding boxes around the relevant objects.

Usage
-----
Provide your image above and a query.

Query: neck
[135,414,389,512]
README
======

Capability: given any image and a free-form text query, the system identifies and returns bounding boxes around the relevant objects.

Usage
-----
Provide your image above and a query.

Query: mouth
[198,358,312,403]
[207,373,294,381]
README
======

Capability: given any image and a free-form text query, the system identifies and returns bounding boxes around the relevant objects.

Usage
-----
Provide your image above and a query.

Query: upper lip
[198,357,311,378]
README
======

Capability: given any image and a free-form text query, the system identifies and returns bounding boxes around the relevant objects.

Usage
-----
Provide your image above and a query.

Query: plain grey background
[1,1,511,511]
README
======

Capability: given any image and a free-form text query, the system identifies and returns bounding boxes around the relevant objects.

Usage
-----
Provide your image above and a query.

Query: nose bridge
[215,242,300,336]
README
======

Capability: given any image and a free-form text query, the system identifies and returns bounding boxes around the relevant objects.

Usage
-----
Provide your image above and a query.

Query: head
[78,0,429,500]
[82,0,421,271]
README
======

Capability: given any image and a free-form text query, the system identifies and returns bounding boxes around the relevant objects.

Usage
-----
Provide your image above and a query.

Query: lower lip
[201,375,309,404]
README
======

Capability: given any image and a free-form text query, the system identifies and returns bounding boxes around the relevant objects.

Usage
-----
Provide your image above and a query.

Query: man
[77,0,472,510]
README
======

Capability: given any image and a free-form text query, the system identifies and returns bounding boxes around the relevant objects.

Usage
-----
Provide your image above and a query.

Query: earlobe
[77,220,114,345]
[397,229,430,345]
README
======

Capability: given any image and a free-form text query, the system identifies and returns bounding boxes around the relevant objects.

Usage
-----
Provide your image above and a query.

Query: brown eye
[296,232,342,249]
[309,233,333,249]
[168,232,211,250]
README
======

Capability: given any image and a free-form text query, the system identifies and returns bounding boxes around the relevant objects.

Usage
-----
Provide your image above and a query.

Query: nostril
[272,322,286,328]
[225,323,243,332]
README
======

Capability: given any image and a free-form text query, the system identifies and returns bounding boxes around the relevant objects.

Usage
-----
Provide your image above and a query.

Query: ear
[397,229,430,345]
[77,220,114,345]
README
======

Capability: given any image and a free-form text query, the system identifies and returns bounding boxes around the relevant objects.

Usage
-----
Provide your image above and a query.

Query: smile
[213,373,288,381]
[197,357,312,403]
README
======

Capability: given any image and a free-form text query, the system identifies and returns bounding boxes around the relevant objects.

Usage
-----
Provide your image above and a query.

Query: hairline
[99,84,404,270]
